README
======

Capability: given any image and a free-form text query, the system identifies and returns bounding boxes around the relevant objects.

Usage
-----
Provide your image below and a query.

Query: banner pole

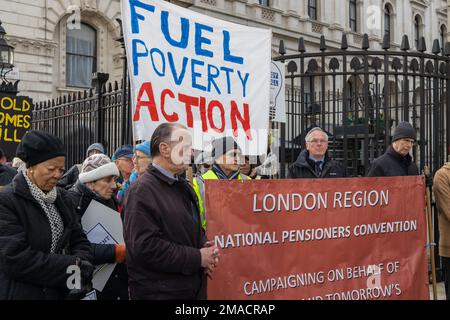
[424,166,438,300]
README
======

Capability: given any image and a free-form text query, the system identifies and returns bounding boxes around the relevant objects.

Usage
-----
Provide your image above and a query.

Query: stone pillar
[448,0,450,41]
[288,0,307,19]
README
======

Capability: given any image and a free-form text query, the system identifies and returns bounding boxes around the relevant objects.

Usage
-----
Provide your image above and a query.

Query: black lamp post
[0,20,18,95]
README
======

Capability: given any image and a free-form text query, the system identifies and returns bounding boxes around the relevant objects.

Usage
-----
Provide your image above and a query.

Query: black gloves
[66,258,94,300]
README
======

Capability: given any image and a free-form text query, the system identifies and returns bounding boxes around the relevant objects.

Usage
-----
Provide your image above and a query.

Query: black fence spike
[298,37,305,53]
[417,37,426,52]
[432,39,441,54]
[362,33,369,50]
[341,33,348,50]
[278,39,286,55]
[382,33,390,50]
[319,35,326,51]
[401,35,410,51]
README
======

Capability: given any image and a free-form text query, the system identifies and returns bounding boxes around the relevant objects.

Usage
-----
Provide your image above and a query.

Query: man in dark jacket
[367,121,419,177]
[288,127,346,179]
[0,147,17,186]
[0,130,93,300]
[123,123,219,300]
[67,153,128,300]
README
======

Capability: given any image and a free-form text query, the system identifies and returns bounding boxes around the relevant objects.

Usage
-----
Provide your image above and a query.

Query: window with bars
[66,23,97,88]
[384,5,391,39]
[441,24,447,54]
[349,0,357,32]
[308,0,318,20]
[414,15,421,49]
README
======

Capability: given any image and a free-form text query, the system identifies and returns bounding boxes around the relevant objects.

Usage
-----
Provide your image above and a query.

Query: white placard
[81,200,124,292]
[270,61,286,123]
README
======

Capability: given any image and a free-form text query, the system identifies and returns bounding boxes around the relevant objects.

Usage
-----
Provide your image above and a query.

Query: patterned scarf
[23,171,64,253]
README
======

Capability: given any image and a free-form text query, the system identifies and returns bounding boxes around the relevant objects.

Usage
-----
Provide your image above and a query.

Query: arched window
[441,24,447,54]
[414,15,422,49]
[349,0,357,32]
[308,0,318,20]
[384,4,391,39]
[66,23,97,87]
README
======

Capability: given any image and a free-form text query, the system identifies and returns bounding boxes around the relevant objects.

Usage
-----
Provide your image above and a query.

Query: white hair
[305,127,328,143]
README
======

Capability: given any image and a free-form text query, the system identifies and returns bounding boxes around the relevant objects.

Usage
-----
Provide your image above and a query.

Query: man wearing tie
[287,127,346,179]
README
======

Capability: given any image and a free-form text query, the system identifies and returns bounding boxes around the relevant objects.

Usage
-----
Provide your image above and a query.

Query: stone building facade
[0,0,448,101]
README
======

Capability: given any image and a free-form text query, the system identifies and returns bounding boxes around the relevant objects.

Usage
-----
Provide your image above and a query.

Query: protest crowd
[0,118,448,300]
[0,0,449,303]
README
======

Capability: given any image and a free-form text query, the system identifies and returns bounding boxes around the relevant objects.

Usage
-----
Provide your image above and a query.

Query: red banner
[206,176,429,300]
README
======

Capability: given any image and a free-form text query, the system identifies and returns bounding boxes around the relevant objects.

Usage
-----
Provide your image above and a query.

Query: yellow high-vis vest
[193,169,250,230]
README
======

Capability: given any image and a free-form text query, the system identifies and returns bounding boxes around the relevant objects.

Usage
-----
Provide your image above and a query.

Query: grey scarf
[24,171,64,253]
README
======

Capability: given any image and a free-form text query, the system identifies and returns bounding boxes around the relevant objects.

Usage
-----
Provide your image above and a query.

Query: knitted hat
[211,136,241,159]
[16,130,66,167]
[86,143,105,157]
[135,141,151,157]
[392,122,416,142]
[112,145,134,161]
[79,154,119,183]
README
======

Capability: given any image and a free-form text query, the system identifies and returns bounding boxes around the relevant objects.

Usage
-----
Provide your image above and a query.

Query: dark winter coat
[58,164,81,190]
[67,181,129,300]
[0,172,92,300]
[123,164,205,300]
[0,164,17,186]
[287,150,347,179]
[367,146,419,177]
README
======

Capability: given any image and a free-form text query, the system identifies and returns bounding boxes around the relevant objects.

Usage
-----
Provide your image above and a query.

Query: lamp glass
[0,49,8,64]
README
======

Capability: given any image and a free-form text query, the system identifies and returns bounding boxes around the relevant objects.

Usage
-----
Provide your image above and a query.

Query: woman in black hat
[0,130,94,300]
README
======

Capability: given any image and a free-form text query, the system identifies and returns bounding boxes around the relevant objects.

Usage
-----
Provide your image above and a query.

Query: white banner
[270,61,286,123]
[121,0,272,155]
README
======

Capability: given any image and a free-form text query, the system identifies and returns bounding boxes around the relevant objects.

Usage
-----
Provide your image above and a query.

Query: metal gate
[273,33,450,178]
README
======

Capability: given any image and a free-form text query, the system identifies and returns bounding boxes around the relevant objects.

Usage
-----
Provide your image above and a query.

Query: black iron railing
[274,33,450,178]
[31,77,133,167]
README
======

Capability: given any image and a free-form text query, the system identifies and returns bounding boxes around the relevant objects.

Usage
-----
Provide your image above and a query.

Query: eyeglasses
[399,139,416,145]
[134,155,149,161]
[308,139,328,144]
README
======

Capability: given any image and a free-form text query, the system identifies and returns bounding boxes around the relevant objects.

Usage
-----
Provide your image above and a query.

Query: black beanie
[392,122,416,142]
[211,136,241,159]
[16,130,66,167]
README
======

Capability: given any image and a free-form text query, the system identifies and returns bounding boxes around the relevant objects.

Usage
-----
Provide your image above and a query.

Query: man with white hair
[288,127,346,179]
